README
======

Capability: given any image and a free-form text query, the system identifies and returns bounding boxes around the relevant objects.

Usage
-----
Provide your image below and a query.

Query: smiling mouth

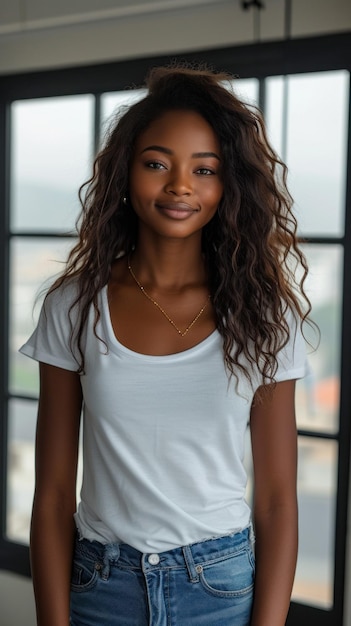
[155,202,200,218]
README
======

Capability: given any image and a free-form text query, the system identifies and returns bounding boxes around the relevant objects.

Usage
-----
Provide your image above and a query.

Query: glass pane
[264,75,285,157]
[231,78,259,107]
[6,398,37,543]
[10,237,74,396]
[101,88,146,140]
[296,244,343,434]
[265,71,349,237]
[293,437,337,608]
[10,95,94,233]
[6,398,83,544]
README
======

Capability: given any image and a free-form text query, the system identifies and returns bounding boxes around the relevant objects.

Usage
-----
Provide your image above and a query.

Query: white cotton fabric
[20,281,306,553]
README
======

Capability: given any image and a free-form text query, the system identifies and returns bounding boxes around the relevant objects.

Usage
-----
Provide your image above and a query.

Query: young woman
[20,65,311,626]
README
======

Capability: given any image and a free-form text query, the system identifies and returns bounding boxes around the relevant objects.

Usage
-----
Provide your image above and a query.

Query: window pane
[293,437,337,608]
[10,237,74,396]
[101,89,146,140]
[6,398,37,543]
[231,78,259,107]
[10,95,94,233]
[264,75,285,157]
[265,71,349,237]
[296,244,343,434]
[7,396,83,544]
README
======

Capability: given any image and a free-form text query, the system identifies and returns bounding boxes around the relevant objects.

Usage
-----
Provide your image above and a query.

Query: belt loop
[102,543,120,580]
[182,545,200,583]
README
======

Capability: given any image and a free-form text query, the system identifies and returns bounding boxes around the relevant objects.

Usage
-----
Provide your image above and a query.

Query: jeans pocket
[197,547,255,598]
[71,552,101,592]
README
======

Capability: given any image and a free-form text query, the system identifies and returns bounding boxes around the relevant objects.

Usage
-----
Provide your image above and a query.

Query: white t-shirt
[20,281,306,553]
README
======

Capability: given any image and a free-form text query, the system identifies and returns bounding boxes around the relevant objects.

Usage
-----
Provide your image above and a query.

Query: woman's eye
[196,167,215,176]
[146,161,166,170]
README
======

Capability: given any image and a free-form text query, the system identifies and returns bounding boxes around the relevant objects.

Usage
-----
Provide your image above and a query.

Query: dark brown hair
[48,63,313,384]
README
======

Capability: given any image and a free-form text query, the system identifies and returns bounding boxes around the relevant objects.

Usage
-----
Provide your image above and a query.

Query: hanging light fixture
[241,1,265,9]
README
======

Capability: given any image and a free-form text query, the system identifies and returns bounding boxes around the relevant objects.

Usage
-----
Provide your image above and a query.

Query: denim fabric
[70,527,255,626]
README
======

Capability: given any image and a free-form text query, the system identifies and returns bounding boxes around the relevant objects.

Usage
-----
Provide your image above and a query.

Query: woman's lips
[155,202,200,219]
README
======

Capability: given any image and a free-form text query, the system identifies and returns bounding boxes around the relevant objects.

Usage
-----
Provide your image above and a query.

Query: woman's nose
[164,168,192,195]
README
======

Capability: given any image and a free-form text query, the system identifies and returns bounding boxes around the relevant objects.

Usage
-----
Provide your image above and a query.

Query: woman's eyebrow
[140,145,221,160]
[141,145,172,155]
[192,151,221,161]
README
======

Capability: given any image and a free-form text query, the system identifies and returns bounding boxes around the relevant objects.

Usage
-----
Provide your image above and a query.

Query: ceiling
[0,0,238,35]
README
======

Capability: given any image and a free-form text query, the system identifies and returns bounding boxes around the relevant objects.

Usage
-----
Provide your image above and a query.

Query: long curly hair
[49,63,312,384]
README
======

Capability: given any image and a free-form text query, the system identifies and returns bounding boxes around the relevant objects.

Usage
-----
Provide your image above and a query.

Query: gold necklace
[127,257,210,337]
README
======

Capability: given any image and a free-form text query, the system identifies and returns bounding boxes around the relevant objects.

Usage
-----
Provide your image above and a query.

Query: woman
[21,64,311,625]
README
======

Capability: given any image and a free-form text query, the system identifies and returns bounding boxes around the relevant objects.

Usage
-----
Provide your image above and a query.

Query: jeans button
[148,553,160,565]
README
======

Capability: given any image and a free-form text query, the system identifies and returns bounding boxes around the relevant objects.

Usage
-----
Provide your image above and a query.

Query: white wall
[0,1,350,624]
[0,0,350,74]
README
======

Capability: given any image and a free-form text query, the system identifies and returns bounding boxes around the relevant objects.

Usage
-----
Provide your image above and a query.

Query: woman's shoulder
[43,276,83,316]
[19,276,86,370]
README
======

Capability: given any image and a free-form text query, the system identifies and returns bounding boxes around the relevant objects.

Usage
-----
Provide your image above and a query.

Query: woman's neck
[131,238,207,292]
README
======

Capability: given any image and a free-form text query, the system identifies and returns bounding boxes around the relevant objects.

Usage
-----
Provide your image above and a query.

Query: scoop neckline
[101,285,220,362]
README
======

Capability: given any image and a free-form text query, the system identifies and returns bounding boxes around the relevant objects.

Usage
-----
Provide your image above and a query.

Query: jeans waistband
[75,526,252,576]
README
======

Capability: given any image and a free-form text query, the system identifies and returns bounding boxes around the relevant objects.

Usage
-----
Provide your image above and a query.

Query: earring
[122,196,128,205]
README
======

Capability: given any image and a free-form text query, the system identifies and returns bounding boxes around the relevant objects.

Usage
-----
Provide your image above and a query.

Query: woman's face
[129,109,223,242]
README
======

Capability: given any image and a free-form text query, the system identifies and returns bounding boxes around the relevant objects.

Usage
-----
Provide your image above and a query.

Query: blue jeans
[70,527,255,625]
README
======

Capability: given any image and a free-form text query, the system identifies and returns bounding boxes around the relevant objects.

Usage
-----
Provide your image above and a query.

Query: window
[265,70,349,610]
[1,33,350,625]
[7,95,94,545]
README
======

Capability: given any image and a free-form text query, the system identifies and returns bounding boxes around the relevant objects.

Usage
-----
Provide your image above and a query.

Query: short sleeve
[274,307,308,382]
[19,282,81,372]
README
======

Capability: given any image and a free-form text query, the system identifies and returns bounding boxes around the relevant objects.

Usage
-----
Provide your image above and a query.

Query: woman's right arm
[30,362,83,626]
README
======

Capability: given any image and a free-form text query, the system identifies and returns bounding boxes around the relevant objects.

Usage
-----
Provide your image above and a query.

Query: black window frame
[0,31,350,626]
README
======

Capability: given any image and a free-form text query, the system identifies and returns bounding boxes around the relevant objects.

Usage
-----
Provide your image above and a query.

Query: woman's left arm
[249,379,298,626]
